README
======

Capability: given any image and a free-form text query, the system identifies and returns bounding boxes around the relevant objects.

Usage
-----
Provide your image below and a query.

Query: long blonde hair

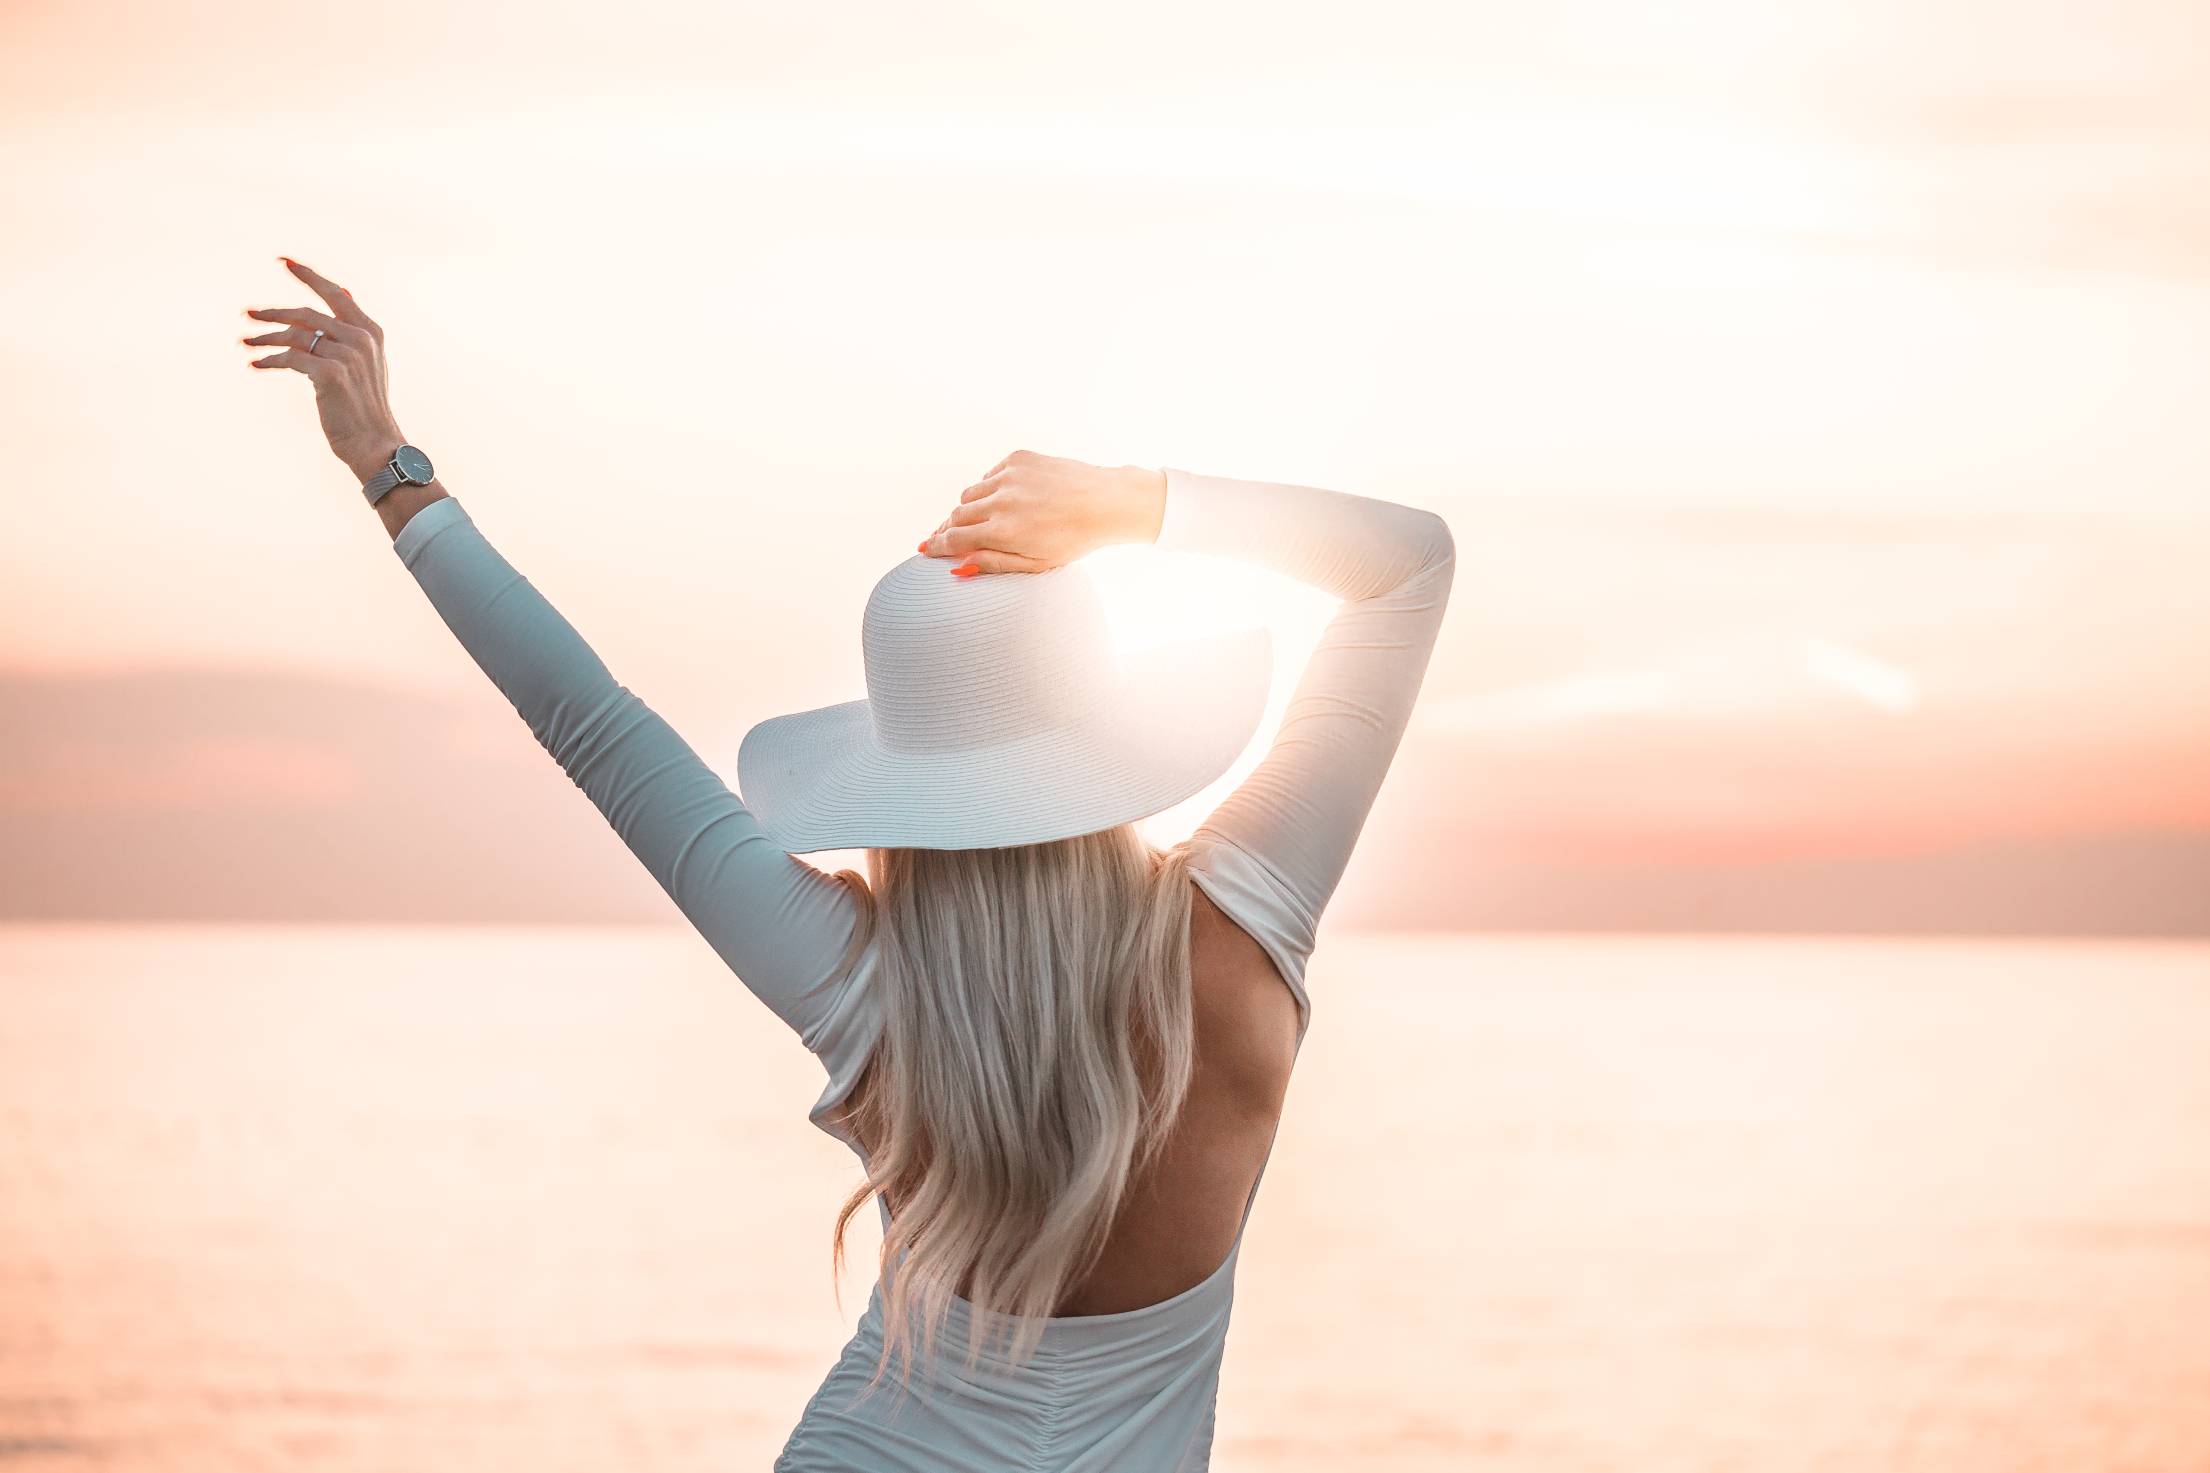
[823,822,1199,1398]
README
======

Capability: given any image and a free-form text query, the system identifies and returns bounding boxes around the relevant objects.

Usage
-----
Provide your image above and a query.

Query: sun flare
[1082,544,1336,843]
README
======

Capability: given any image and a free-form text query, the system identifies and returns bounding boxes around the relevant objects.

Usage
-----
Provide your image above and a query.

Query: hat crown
[862,557,1115,753]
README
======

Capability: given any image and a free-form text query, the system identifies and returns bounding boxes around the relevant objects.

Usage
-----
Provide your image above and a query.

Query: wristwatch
[361,443,436,505]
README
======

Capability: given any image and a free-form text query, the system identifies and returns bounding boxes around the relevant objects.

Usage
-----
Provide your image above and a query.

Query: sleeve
[1153,467,1457,1034]
[391,496,871,1053]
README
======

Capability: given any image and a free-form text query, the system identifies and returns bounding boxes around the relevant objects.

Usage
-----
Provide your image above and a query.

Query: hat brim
[736,624,1274,853]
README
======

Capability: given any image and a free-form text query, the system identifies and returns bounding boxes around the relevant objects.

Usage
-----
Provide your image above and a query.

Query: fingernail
[917,540,930,553]
[951,563,979,578]
[280,256,295,265]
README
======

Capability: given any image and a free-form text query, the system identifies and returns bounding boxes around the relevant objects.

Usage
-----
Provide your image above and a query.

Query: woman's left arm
[242,260,870,1051]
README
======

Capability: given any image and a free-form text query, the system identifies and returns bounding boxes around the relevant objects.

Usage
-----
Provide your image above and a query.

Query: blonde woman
[245,258,1456,1471]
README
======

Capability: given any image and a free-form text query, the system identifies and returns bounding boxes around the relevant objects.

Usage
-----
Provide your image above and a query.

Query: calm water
[2,926,2207,1471]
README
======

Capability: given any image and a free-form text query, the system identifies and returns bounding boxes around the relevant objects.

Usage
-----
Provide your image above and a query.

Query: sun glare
[1083,544,1336,843]
[793,547,1331,872]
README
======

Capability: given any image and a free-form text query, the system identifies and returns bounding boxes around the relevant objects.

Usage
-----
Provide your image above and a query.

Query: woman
[244,258,1456,1471]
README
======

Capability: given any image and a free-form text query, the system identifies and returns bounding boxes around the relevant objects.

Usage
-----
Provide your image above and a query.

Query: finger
[920,494,998,551]
[959,473,1004,504]
[280,257,372,327]
[241,327,325,350]
[245,305,341,329]
[953,548,1052,576]
[246,308,368,355]
[244,305,354,338]
[247,347,326,375]
[947,497,995,528]
[925,521,994,557]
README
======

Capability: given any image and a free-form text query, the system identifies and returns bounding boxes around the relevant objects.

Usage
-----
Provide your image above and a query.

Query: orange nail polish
[951,563,979,578]
[917,540,929,553]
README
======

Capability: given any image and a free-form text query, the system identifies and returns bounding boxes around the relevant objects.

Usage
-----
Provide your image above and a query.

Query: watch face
[394,445,434,484]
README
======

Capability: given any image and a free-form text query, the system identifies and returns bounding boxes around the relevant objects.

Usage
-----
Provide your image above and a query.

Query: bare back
[853,883,1301,1317]
[1048,883,1302,1316]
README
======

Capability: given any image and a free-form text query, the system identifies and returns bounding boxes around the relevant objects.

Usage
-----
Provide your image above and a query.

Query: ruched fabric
[392,466,1456,1470]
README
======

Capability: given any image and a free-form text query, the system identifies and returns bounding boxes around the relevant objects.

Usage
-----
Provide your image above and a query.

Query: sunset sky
[4,0,2207,928]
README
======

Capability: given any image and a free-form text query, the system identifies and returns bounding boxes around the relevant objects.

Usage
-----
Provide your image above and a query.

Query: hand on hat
[919,450,1167,578]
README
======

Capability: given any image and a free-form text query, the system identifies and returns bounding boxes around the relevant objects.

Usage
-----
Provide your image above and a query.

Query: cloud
[1421,633,1921,733]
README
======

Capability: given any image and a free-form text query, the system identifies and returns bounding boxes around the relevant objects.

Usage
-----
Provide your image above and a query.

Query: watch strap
[361,462,403,506]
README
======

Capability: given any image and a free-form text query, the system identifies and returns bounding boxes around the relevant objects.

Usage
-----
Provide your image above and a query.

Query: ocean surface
[2,925,2206,1472]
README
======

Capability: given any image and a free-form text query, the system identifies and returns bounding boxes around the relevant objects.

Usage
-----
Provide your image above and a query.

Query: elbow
[1405,508,1457,614]
[1412,507,1456,581]
[1422,509,1456,566]
[539,684,642,781]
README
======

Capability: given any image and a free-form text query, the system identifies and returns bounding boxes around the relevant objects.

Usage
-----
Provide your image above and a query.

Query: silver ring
[307,328,326,355]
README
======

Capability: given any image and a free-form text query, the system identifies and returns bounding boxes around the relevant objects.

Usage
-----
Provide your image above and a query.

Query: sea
[3,925,2206,1472]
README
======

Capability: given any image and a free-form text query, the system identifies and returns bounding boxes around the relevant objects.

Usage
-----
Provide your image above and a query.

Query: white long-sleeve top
[392,465,1456,1471]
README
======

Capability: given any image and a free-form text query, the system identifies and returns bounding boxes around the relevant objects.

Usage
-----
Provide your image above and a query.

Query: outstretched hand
[241,258,406,483]
[919,450,1166,577]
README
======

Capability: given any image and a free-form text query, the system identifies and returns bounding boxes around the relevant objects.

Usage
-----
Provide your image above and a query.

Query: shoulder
[1186,881,1301,1117]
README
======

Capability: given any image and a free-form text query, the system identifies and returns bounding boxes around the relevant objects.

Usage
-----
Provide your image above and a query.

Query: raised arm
[388,494,871,1052]
[236,258,869,1056]
[1152,468,1456,1023]
[919,452,1456,1029]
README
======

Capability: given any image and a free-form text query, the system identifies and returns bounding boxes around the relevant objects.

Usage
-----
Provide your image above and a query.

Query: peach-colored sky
[4,0,2208,921]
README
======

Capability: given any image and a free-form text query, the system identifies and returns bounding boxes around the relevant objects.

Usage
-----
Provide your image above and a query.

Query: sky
[3,0,2206,929]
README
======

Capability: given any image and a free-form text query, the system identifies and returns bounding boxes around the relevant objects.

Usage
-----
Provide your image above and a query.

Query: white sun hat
[736,552,1273,853]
